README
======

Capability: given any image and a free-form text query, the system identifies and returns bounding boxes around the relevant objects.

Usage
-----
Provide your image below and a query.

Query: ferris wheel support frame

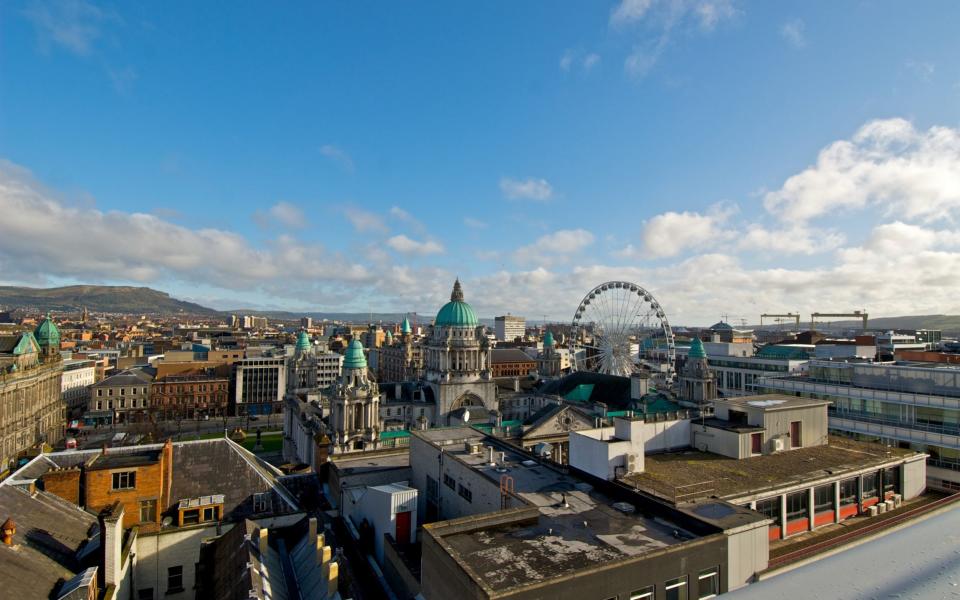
[568,281,676,378]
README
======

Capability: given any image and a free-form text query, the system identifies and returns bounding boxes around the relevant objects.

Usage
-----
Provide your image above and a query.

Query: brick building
[490,348,536,378]
[151,369,230,420]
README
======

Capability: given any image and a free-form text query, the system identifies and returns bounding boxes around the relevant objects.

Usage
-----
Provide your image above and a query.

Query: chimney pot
[1,518,15,546]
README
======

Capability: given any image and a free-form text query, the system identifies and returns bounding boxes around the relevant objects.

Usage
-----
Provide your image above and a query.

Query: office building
[494,314,525,342]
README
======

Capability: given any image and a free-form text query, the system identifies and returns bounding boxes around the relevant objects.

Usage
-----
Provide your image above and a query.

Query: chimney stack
[1,518,15,546]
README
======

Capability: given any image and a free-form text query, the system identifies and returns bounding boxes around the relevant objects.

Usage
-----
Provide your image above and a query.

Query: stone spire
[451,278,464,302]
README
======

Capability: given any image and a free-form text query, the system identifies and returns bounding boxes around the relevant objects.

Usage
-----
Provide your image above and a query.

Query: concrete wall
[902,456,927,499]
[725,523,769,591]
[693,424,749,459]
[760,406,828,449]
[641,418,691,453]
[382,534,421,600]
[135,524,228,599]
[328,458,412,510]
[568,429,634,480]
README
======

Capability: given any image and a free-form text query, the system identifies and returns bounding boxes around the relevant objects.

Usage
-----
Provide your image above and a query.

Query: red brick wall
[42,468,81,505]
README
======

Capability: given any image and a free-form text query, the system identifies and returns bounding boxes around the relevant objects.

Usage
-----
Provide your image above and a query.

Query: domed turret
[401,316,412,335]
[435,279,479,327]
[543,331,554,348]
[343,339,367,370]
[688,337,707,359]
[295,330,311,353]
[34,313,60,350]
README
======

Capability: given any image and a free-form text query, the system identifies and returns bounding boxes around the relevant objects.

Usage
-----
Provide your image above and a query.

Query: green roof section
[641,394,681,414]
[343,339,367,370]
[12,332,39,356]
[295,330,311,352]
[756,345,812,360]
[688,337,707,359]
[379,430,411,440]
[564,383,595,403]
[34,312,60,349]
[435,279,479,327]
[401,317,412,334]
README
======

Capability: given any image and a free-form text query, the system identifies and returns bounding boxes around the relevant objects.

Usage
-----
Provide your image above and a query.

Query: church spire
[450,278,465,302]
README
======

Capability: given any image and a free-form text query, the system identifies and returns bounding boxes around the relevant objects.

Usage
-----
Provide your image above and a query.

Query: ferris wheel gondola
[568,281,675,379]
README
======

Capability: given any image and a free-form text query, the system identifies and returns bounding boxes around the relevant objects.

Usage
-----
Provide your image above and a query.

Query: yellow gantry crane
[810,311,868,332]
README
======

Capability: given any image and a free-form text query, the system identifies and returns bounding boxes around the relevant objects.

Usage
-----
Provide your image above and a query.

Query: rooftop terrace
[624,435,920,504]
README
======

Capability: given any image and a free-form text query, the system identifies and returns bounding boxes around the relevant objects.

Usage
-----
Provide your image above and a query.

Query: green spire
[343,339,367,370]
[689,337,707,359]
[401,316,412,334]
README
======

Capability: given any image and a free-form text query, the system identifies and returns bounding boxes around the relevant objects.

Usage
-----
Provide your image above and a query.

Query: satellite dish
[162,517,173,527]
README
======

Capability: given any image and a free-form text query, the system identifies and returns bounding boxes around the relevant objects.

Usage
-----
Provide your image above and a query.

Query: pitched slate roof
[0,486,99,600]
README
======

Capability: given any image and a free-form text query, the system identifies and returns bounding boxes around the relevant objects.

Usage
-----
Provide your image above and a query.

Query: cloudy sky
[2,1,960,324]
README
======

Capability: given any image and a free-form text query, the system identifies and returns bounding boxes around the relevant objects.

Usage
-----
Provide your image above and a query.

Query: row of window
[753,469,901,524]
[96,387,148,397]
[604,568,718,600]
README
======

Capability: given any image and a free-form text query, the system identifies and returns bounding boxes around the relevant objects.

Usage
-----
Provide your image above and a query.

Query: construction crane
[760,313,801,329]
[811,311,868,332]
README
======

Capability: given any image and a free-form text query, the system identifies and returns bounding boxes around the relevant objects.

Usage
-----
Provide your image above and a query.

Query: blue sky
[2,0,960,324]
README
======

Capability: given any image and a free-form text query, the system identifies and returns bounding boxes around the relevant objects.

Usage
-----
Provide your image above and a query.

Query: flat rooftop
[624,435,920,503]
[88,449,162,470]
[719,393,831,412]
[426,429,698,592]
[330,451,410,474]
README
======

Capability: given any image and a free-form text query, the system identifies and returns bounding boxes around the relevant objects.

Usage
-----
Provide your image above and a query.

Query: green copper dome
[34,313,60,349]
[400,317,412,334]
[385,330,393,340]
[343,339,367,370]
[543,331,554,347]
[435,279,479,328]
[295,330,311,352]
[688,337,707,359]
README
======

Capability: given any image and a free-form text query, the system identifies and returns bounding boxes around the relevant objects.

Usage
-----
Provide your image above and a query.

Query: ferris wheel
[569,281,676,378]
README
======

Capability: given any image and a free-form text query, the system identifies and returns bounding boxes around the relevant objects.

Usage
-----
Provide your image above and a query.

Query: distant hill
[0,285,221,316]
[753,314,960,336]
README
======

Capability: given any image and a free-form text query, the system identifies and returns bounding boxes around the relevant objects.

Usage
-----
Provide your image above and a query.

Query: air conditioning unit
[876,502,887,514]
[893,494,902,508]
[771,438,785,452]
[625,454,639,473]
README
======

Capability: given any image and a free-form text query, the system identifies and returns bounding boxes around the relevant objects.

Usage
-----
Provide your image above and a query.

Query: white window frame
[697,568,719,600]
[630,587,654,600]
[665,576,687,600]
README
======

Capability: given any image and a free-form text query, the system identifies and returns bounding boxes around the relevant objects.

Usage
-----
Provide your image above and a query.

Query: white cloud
[22,0,111,56]
[464,217,488,229]
[268,201,307,228]
[514,229,594,265]
[610,0,655,28]
[764,118,960,223]
[780,18,806,48]
[561,49,601,72]
[386,235,444,256]
[613,1,737,77]
[320,144,354,172]
[737,224,844,255]
[500,177,553,201]
[389,206,426,234]
[343,207,388,233]
[0,160,370,291]
[627,204,736,259]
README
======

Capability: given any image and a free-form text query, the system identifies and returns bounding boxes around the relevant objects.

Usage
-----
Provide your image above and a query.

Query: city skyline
[3,1,960,324]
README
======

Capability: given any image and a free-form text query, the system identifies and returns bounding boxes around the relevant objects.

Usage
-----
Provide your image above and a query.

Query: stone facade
[0,328,64,473]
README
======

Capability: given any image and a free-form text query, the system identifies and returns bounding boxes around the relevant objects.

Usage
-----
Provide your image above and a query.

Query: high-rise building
[494,314,525,342]
[300,316,313,329]
[234,355,286,416]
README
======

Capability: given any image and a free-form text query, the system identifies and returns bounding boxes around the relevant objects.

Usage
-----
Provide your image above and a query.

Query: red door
[395,510,411,544]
